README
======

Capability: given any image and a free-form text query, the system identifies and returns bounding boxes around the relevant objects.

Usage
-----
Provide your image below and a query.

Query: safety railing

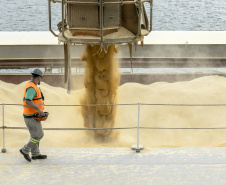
[2,102,226,154]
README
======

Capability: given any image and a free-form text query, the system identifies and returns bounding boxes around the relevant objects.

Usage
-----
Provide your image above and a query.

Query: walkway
[1,147,226,185]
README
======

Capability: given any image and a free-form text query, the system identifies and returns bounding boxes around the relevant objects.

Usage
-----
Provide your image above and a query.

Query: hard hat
[31,68,43,77]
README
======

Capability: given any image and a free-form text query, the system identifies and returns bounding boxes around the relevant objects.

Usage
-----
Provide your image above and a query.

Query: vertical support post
[67,43,71,94]
[100,0,104,47]
[136,102,141,152]
[64,42,69,83]
[137,0,142,36]
[2,102,6,153]
[48,0,52,32]
[48,0,58,37]
[150,0,153,32]
[132,102,143,152]
[62,0,66,40]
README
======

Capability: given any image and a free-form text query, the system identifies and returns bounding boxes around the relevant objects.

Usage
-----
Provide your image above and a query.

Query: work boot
[19,149,31,162]
[32,154,47,160]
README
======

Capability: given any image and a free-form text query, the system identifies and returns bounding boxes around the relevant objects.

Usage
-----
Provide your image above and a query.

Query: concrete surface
[1,147,226,185]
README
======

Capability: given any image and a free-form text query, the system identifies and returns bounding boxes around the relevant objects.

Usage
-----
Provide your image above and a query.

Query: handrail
[48,0,59,37]
[4,103,226,106]
[141,103,226,106]
[140,127,226,130]
[1,126,226,130]
[0,126,137,130]
[2,102,226,153]
[1,102,141,153]
[1,102,6,153]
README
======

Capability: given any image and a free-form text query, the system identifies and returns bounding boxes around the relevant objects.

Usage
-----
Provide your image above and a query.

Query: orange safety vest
[23,82,44,115]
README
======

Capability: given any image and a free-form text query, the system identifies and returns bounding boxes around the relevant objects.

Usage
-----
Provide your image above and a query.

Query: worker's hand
[38,109,45,117]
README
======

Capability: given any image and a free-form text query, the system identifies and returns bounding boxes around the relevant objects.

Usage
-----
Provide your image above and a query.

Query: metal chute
[48,0,153,93]
[64,42,71,93]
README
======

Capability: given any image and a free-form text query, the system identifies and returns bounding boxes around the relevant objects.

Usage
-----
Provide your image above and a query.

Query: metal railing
[2,102,226,154]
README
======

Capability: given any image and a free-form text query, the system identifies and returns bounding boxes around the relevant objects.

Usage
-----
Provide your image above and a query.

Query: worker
[19,68,47,162]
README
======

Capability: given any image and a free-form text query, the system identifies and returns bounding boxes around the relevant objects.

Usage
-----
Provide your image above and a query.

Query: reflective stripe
[23,102,44,108]
[36,102,44,107]
[30,137,39,143]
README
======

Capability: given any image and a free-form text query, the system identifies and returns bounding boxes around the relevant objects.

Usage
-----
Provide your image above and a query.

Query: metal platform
[1,147,226,185]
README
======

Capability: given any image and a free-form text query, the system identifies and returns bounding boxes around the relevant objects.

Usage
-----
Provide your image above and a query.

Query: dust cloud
[0,75,226,148]
[80,45,120,141]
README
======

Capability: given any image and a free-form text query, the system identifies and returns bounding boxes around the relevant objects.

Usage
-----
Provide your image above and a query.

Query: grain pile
[0,76,226,147]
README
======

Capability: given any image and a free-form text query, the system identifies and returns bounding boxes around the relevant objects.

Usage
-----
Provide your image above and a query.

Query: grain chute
[48,0,153,93]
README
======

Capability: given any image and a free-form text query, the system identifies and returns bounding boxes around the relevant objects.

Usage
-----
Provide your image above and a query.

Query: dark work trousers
[22,117,44,156]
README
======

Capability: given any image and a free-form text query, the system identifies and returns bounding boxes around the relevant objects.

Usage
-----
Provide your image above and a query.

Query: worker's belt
[23,115,34,118]
[23,97,42,101]
[23,112,49,121]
